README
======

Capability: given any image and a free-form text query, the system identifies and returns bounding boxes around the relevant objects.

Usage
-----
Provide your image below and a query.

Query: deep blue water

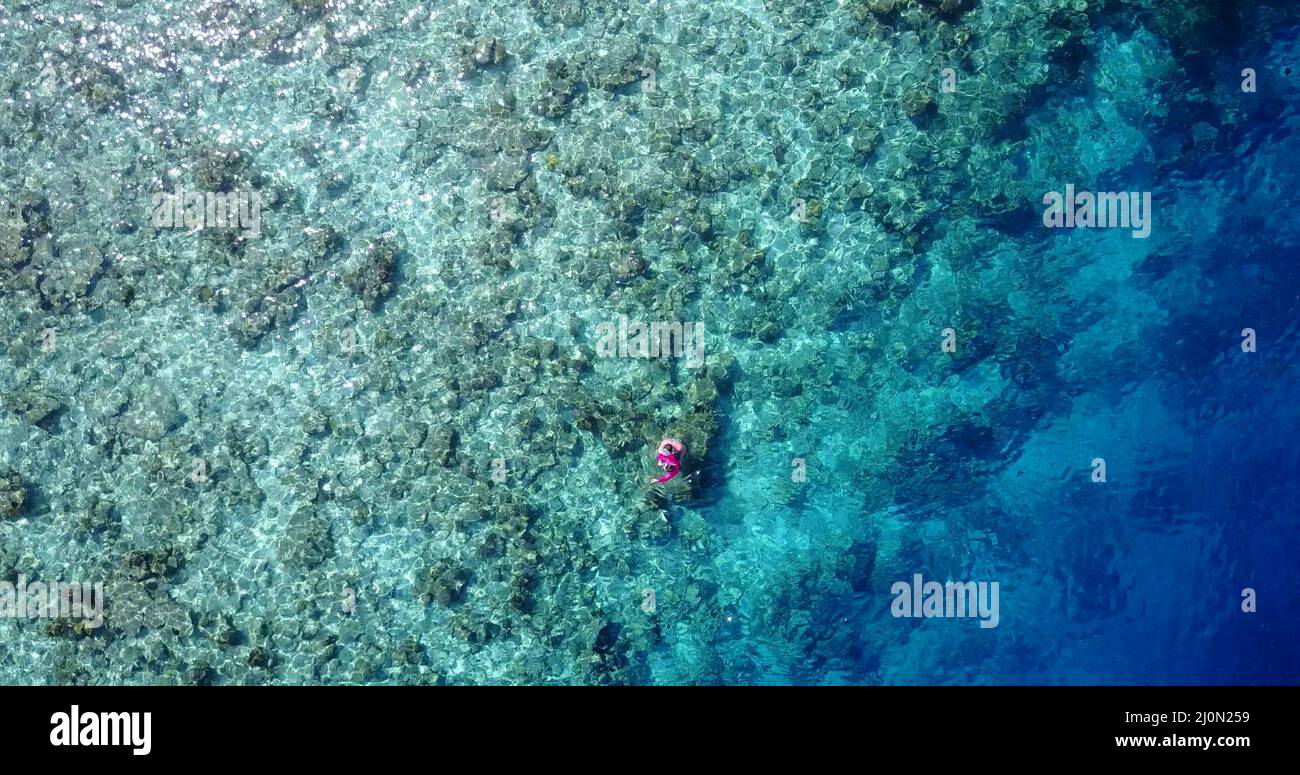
[695,15,1300,685]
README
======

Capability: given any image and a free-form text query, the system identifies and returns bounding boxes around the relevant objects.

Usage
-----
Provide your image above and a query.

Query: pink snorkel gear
[651,438,686,484]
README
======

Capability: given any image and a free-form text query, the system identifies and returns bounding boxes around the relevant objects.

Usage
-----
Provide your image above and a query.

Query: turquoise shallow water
[0,0,1298,684]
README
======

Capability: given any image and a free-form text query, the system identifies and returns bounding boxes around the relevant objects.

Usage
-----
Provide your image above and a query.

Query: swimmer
[649,438,686,484]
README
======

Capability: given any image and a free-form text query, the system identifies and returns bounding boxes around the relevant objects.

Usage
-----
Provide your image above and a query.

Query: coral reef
[0,0,1294,688]
[345,236,400,312]
[0,467,26,518]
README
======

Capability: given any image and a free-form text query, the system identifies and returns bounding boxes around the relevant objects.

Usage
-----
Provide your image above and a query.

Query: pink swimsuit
[653,452,681,484]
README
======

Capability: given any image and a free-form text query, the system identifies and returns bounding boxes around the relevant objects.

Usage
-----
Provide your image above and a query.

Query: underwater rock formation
[0,467,26,518]
[345,236,400,311]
